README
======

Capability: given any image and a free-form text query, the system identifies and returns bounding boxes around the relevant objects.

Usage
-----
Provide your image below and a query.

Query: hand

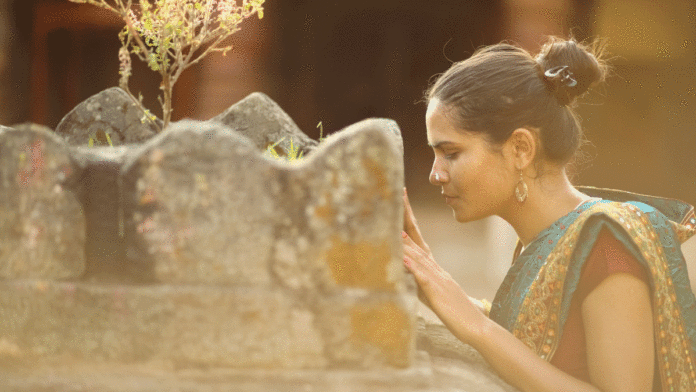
[401,188,488,342]
[402,188,433,308]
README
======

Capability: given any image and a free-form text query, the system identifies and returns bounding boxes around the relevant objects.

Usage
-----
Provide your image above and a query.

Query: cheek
[472,157,510,194]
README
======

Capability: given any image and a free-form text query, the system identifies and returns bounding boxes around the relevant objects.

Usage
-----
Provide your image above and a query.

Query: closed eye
[444,151,459,160]
[430,142,461,160]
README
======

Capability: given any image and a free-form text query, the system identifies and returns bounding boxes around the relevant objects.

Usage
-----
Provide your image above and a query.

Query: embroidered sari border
[491,197,696,391]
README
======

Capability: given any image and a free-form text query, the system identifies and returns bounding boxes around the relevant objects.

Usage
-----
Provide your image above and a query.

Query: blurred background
[1,0,695,301]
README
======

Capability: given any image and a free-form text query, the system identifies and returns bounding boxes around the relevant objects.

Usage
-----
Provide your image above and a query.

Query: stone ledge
[0,281,323,368]
[0,356,433,392]
[0,280,416,369]
[0,341,520,392]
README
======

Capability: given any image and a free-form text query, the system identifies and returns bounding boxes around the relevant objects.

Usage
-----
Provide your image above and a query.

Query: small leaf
[317,121,325,141]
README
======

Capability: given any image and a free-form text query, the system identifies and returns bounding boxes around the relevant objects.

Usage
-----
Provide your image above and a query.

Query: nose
[429,162,448,185]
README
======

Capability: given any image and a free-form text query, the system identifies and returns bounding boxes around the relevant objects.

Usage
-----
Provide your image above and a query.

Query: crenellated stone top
[0,91,519,392]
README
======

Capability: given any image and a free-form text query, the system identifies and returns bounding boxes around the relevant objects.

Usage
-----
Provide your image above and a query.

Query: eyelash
[444,152,458,160]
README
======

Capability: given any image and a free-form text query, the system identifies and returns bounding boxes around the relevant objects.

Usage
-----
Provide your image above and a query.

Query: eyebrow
[428,141,458,150]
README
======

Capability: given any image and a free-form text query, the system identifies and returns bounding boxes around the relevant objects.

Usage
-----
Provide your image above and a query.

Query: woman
[402,37,696,392]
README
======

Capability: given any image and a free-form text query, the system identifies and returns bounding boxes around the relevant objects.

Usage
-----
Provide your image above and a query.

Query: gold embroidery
[511,202,696,390]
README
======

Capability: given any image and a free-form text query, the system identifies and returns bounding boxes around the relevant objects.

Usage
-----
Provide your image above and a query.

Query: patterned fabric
[490,187,696,391]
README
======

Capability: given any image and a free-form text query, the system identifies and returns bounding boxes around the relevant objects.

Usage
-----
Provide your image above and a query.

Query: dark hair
[426,37,608,164]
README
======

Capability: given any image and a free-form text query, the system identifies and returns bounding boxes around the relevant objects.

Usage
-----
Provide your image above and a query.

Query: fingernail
[402,231,408,238]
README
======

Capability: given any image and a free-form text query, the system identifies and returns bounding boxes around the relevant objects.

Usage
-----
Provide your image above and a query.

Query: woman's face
[426,99,517,222]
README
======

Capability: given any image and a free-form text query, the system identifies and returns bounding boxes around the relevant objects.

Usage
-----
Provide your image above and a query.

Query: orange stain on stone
[140,188,156,205]
[350,301,411,367]
[325,235,393,291]
[362,157,391,199]
[314,192,336,222]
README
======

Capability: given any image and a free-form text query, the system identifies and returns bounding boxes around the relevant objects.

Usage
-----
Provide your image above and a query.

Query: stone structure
[0,91,519,391]
[210,92,319,156]
[0,316,519,392]
[0,125,85,279]
[55,87,160,146]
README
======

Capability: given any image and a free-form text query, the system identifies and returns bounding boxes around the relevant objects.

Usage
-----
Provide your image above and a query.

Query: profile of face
[426,99,519,222]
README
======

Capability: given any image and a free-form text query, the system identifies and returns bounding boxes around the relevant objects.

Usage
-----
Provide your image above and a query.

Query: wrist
[465,314,498,351]
[437,298,492,346]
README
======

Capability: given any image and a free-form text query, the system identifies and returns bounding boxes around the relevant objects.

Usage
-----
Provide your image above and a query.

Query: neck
[500,171,589,246]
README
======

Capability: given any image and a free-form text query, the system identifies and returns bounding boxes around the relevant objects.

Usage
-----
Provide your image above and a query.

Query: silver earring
[515,171,528,203]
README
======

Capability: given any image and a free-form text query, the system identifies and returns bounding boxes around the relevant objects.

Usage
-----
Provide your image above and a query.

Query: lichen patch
[325,235,394,291]
[350,301,411,367]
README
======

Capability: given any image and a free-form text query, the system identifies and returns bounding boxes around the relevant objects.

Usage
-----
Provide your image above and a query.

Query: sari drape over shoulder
[490,187,696,391]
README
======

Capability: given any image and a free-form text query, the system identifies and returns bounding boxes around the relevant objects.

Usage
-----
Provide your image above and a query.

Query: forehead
[426,99,482,146]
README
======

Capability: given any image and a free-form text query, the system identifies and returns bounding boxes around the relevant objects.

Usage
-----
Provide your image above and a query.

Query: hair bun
[536,37,607,106]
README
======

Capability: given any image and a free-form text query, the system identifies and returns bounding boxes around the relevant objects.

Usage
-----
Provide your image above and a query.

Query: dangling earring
[515,171,528,203]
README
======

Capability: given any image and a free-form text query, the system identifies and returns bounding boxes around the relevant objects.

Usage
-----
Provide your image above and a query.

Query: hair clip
[544,65,577,88]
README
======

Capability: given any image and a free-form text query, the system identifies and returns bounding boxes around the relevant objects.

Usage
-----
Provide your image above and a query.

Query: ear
[504,128,538,170]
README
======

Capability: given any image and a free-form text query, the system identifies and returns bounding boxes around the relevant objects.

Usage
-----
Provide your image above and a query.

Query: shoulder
[578,200,653,226]
[574,227,649,304]
[573,200,659,250]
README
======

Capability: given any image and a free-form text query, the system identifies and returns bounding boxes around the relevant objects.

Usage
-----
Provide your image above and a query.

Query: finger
[402,254,414,273]
[402,232,432,277]
[402,188,417,232]
[401,230,422,255]
[402,253,426,285]
[402,232,432,270]
[402,189,429,252]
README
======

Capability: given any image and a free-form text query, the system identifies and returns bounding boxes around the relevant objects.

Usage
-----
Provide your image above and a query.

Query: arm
[582,273,654,391]
[402,191,654,392]
[467,273,653,392]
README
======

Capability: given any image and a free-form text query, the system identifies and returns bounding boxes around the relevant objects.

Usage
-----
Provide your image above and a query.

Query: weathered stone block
[121,118,405,292]
[316,293,417,368]
[117,118,413,368]
[210,92,318,155]
[8,122,54,134]
[0,280,325,368]
[120,121,278,285]
[0,125,85,279]
[55,87,160,146]
[272,118,405,294]
[71,146,143,281]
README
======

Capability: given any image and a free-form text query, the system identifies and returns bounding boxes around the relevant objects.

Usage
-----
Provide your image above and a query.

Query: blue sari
[490,187,696,391]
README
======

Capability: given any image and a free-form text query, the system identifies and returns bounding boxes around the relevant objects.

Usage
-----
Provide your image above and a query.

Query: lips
[442,192,457,204]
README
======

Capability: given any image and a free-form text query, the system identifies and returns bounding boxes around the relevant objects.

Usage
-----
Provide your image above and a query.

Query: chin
[454,214,477,223]
[451,209,470,223]
[452,207,488,223]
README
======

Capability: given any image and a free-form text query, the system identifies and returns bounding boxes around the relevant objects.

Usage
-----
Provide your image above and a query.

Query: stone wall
[0,90,518,391]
